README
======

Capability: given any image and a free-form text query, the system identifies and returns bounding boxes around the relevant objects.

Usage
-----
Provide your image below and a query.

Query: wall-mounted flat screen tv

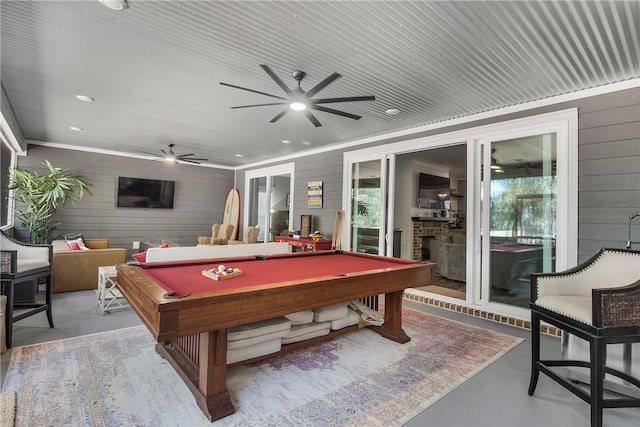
[117,177,175,209]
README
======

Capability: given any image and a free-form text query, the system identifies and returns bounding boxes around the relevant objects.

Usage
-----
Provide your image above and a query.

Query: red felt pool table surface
[138,251,416,296]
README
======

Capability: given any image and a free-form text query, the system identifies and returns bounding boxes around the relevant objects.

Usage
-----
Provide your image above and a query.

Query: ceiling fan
[136,144,208,164]
[219,64,376,127]
[490,148,551,176]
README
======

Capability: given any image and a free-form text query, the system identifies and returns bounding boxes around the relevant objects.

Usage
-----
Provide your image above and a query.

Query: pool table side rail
[117,265,179,341]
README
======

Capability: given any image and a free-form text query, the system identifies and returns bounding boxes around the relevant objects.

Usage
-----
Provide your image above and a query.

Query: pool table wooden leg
[370,290,410,344]
[197,329,235,421]
[155,329,235,422]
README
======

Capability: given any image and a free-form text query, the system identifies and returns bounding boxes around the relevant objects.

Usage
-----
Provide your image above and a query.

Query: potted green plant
[9,160,92,244]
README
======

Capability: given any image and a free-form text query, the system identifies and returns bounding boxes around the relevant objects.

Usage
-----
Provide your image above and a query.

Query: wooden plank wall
[15,145,234,253]
[575,89,640,259]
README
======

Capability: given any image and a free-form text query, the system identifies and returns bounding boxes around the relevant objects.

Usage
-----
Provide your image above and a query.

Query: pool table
[490,242,550,293]
[117,250,434,421]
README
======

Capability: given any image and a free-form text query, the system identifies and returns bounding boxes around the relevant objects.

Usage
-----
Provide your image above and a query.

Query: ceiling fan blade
[179,159,202,164]
[260,64,294,96]
[304,72,342,98]
[231,102,287,109]
[134,149,161,157]
[269,108,289,123]
[177,153,195,157]
[304,110,322,127]
[312,95,376,104]
[311,105,362,120]
[219,82,286,100]
[160,149,168,155]
[179,156,208,161]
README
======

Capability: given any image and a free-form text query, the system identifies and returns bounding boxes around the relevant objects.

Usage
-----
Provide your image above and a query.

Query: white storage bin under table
[97,265,129,315]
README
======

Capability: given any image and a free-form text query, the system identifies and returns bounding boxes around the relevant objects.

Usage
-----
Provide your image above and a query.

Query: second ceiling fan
[136,144,208,164]
[220,64,375,127]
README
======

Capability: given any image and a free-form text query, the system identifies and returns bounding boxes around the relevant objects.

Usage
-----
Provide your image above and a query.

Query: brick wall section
[403,291,562,337]
[411,220,451,260]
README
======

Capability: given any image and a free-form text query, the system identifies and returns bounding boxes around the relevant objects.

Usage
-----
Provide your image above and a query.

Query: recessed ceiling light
[302,141,311,146]
[99,0,128,11]
[69,126,84,132]
[235,154,243,157]
[76,95,95,102]
[282,140,291,144]
[385,108,400,115]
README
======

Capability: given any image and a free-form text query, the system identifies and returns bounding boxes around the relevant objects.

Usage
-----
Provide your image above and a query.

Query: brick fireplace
[411,218,452,261]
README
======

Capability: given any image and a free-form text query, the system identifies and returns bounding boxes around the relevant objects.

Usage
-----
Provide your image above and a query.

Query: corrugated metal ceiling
[1,1,638,167]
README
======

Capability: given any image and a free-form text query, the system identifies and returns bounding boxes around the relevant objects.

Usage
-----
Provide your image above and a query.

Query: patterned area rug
[2,309,522,426]
[0,390,16,426]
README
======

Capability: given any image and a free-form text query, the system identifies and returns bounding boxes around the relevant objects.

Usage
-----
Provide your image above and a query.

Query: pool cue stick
[335,210,344,250]
[332,211,340,249]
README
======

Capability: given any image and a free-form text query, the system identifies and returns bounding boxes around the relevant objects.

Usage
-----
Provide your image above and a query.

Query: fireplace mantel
[411,216,454,223]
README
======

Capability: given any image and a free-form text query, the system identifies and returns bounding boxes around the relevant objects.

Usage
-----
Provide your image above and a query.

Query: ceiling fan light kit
[289,102,307,111]
[136,144,208,165]
[99,0,128,11]
[220,64,375,127]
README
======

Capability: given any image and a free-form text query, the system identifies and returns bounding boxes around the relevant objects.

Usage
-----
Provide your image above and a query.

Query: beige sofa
[52,239,127,293]
[430,233,466,282]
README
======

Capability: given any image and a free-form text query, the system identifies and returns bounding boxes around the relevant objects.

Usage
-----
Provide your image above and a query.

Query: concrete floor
[2,290,639,426]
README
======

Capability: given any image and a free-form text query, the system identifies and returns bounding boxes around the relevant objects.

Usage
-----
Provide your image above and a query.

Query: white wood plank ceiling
[1,0,638,167]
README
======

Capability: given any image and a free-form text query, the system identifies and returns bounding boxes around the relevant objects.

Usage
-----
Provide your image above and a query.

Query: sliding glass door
[343,109,576,317]
[480,134,557,308]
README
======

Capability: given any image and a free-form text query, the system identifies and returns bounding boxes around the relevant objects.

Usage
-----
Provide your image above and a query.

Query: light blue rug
[2,309,522,426]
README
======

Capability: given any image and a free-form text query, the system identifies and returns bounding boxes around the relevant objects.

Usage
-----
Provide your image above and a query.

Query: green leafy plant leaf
[9,160,93,243]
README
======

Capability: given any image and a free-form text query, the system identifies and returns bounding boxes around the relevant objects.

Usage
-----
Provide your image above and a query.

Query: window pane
[488,133,556,307]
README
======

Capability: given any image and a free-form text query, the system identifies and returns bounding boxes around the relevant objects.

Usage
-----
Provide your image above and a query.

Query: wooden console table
[275,236,332,252]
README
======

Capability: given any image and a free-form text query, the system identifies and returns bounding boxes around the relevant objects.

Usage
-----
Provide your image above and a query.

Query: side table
[274,236,332,252]
[97,266,129,315]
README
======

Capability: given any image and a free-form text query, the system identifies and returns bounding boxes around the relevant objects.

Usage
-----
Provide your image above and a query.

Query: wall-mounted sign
[307,181,323,209]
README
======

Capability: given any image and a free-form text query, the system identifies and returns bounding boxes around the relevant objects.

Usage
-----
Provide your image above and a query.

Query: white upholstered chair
[528,247,640,427]
[1,231,54,349]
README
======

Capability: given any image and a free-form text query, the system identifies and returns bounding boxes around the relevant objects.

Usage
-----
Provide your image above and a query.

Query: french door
[244,163,294,242]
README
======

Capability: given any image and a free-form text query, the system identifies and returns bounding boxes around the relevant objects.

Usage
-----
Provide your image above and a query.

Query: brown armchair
[197,223,235,245]
[228,226,260,245]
